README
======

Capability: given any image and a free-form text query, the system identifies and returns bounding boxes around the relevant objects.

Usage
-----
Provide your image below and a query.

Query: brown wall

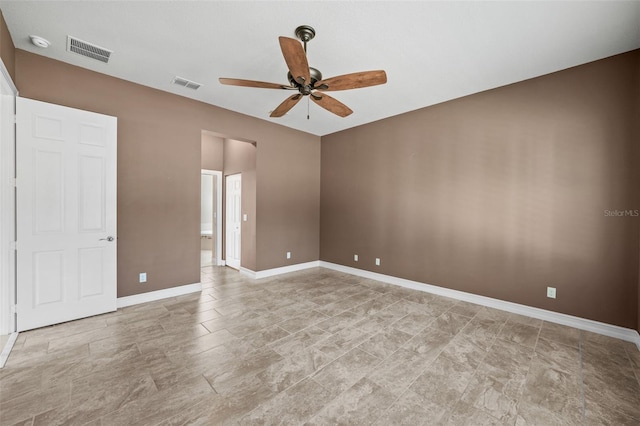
[201,132,223,171]
[223,139,257,271]
[257,136,321,270]
[0,10,15,81]
[15,49,321,297]
[321,50,640,329]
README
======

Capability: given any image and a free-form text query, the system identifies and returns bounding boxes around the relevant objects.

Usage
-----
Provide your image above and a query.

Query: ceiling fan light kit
[219,25,387,119]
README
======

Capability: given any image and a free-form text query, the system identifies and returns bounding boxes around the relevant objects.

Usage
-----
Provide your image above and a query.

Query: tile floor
[1,267,639,425]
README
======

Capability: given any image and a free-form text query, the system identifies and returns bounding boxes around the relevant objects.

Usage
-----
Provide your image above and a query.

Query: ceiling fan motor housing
[287,67,323,94]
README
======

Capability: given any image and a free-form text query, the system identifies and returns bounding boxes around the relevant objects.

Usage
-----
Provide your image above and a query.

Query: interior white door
[225,173,241,270]
[16,97,117,332]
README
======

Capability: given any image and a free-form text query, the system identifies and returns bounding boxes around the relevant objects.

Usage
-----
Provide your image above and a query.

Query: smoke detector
[29,35,50,48]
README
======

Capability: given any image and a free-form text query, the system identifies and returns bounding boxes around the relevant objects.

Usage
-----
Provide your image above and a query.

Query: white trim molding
[242,261,321,280]
[201,169,223,267]
[0,58,17,336]
[319,261,640,351]
[239,267,256,279]
[0,60,18,95]
[117,282,202,308]
[0,332,18,368]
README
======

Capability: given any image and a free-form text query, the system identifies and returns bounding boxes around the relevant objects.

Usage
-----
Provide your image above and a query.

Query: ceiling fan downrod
[295,25,315,54]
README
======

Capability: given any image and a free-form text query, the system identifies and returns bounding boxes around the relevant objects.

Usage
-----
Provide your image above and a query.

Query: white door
[16,97,117,332]
[225,173,241,270]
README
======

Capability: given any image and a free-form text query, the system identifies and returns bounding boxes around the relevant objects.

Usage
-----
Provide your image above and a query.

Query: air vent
[171,76,202,90]
[67,36,112,63]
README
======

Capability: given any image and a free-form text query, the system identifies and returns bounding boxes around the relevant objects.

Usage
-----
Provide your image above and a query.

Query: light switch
[139,272,147,283]
[243,214,248,221]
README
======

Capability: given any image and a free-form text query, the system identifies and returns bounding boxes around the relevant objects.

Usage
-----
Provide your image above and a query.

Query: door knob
[100,236,115,242]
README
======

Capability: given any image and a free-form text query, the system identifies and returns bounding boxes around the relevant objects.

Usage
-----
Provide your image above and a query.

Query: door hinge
[11,304,16,314]
[10,241,16,250]
[9,177,16,187]
[13,114,16,124]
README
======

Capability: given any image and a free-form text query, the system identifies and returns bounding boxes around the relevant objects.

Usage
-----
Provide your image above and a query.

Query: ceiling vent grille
[171,76,202,90]
[67,36,112,63]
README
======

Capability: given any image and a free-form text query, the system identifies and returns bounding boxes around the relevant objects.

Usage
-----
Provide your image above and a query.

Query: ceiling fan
[219,25,387,118]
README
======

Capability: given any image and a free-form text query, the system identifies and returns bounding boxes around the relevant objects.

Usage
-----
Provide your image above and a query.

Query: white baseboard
[319,261,640,351]
[0,332,18,368]
[242,261,321,280]
[239,267,256,279]
[117,282,202,308]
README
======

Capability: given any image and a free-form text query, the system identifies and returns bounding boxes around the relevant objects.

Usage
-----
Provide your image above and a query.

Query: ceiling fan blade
[279,36,310,86]
[219,78,292,90]
[311,93,353,117]
[270,94,302,117]
[315,70,387,91]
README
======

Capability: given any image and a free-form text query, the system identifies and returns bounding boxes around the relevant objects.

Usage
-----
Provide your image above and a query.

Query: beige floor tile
[257,347,332,392]
[497,321,540,349]
[357,328,412,359]
[0,382,71,425]
[538,321,580,348]
[439,335,488,370]
[240,378,333,425]
[533,337,581,374]
[277,310,329,333]
[269,326,330,357]
[390,312,434,336]
[314,326,372,359]
[308,377,396,425]
[519,358,583,422]
[584,396,638,425]
[367,347,434,396]
[430,311,473,336]
[313,348,381,396]
[374,389,434,426]
[444,401,508,425]
[100,374,215,425]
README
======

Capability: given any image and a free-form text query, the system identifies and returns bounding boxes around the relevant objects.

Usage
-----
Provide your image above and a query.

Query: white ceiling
[1,1,639,136]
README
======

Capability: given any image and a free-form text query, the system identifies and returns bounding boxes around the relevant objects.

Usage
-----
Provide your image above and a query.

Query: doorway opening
[201,130,256,273]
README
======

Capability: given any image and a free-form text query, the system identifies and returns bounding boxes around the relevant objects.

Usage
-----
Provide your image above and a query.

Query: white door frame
[0,59,17,336]
[201,169,223,266]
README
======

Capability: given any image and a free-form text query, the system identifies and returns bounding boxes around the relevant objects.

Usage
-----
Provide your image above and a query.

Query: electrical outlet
[286,251,291,259]
[547,286,556,299]
[354,254,358,262]
[139,272,147,283]
[375,258,381,266]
